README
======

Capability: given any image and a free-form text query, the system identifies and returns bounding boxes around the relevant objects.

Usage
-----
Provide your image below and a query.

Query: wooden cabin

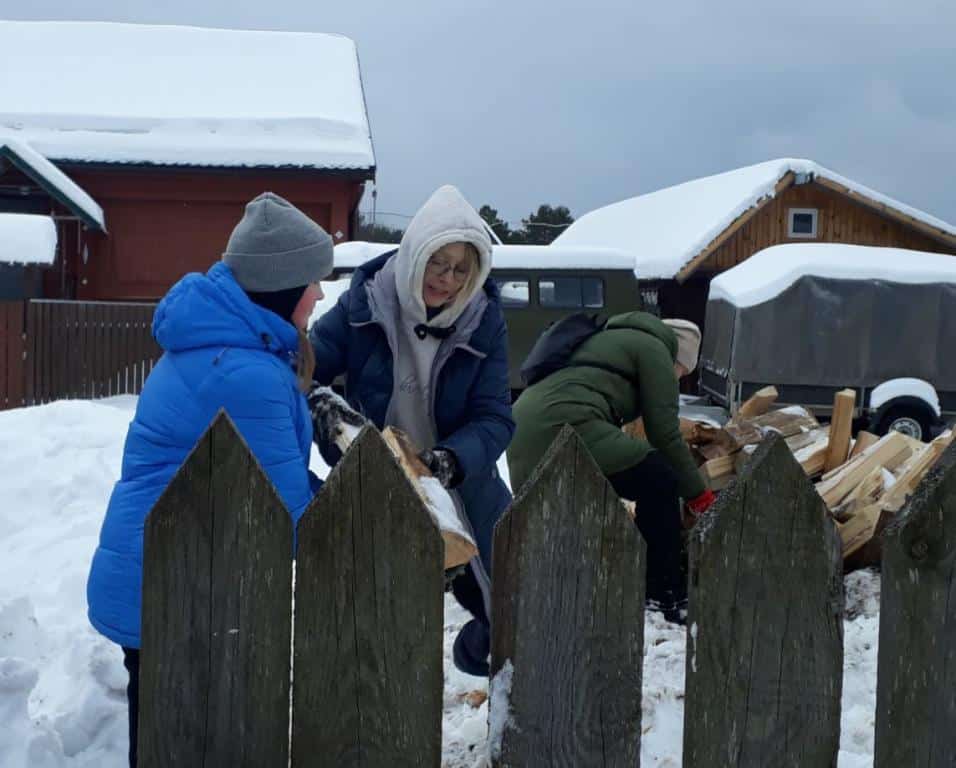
[553,159,956,332]
[0,21,375,301]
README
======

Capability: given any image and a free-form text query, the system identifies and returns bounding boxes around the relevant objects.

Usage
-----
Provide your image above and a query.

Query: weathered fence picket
[292,425,444,767]
[139,412,293,768]
[874,441,956,767]
[490,426,646,767]
[683,436,844,768]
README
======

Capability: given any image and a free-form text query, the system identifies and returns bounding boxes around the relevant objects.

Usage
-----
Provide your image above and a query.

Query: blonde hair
[296,327,315,393]
[444,241,482,301]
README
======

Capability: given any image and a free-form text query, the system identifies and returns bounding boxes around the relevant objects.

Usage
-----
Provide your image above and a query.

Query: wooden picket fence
[0,299,159,410]
[139,417,956,767]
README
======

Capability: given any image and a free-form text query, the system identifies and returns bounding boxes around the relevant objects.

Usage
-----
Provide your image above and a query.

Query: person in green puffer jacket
[507,311,715,622]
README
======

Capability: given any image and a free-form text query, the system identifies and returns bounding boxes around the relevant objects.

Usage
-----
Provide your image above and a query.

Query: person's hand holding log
[307,385,367,451]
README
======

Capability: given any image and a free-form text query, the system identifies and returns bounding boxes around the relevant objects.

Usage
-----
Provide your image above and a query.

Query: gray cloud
[2,0,954,228]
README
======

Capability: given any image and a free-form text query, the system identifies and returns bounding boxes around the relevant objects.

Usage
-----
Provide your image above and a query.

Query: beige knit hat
[662,318,702,373]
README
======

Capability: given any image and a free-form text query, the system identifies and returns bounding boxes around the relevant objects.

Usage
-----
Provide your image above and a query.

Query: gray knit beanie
[662,318,702,373]
[222,192,334,291]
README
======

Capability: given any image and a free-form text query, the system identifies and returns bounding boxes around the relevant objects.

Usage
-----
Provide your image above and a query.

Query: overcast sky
[3,0,955,229]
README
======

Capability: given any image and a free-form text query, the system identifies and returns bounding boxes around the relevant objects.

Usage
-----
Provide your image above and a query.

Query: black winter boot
[452,619,490,677]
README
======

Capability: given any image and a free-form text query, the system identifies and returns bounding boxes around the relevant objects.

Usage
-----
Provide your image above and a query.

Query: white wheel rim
[889,417,922,440]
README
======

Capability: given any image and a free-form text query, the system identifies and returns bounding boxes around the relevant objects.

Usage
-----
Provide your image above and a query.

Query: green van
[330,242,645,392]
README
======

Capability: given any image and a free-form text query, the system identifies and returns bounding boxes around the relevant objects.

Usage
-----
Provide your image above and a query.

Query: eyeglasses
[426,258,471,283]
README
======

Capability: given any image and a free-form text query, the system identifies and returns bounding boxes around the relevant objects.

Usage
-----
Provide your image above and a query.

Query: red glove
[686,489,716,518]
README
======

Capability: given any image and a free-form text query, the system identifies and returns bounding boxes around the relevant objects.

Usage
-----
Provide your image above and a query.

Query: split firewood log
[700,454,736,491]
[824,389,856,472]
[842,430,954,567]
[831,466,885,523]
[734,386,779,421]
[380,427,478,569]
[878,430,955,514]
[334,417,477,569]
[815,431,912,509]
[848,431,879,459]
[839,504,882,558]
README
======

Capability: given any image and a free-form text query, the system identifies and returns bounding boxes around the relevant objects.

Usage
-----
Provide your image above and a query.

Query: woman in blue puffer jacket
[86,192,332,767]
[308,184,515,677]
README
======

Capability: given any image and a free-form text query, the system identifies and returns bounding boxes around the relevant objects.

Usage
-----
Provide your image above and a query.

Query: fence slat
[94,303,106,398]
[875,442,956,767]
[65,301,78,399]
[39,301,51,404]
[24,301,36,406]
[292,426,444,767]
[0,304,10,407]
[121,307,132,394]
[8,302,25,408]
[684,436,843,768]
[108,304,121,396]
[52,300,64,400]
[0,304,9,407]
[75,302,87,399]
[139,412,293,768]
[133,306,146,391]
[490,425,645,767]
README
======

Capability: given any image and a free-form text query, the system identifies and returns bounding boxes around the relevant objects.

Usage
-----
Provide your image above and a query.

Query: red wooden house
[0,21,375,301]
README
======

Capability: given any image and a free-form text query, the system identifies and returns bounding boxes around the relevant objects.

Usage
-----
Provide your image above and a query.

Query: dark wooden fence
[139,420,956,767]
[140,415,443,768]
[0,299,159,410]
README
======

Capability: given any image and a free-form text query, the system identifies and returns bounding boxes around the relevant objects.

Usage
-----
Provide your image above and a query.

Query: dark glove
[443,563,467,591]
[418,447,460,488]
[686,489,716,519]
[307,386,366,449]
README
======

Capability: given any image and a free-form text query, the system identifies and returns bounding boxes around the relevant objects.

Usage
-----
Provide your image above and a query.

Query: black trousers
[607,453,686,604]
[122,647,139,768]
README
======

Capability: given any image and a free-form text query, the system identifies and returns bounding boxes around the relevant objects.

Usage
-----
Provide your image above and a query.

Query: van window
[539,277,604,309]
[495,279,530,308]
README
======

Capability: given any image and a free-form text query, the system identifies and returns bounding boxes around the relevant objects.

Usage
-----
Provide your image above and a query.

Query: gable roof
[0,138,105,231]
[553,159,956,281]
[0,21,375,173]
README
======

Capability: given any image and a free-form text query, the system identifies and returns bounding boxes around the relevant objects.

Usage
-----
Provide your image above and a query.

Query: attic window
[788,208,818,238]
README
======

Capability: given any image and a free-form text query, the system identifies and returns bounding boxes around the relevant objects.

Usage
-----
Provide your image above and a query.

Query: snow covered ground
[0,397,880,767]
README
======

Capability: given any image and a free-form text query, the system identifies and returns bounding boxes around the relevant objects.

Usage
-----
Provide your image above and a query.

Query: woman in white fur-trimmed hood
[308,184,515,677]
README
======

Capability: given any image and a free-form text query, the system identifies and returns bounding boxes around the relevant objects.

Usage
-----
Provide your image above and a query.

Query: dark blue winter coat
[309,253,515,573]
[87,262,318,649]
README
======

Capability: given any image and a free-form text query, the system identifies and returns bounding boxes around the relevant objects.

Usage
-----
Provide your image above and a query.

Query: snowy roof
[709,243,956,308]
[0,138,105,231]
[0,214,58,265]
[553,158,956,280]
[0,21,375,171]
[332,241,637,271]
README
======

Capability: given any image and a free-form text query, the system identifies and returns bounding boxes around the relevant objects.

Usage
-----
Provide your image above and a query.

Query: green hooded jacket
[507,311,705,499]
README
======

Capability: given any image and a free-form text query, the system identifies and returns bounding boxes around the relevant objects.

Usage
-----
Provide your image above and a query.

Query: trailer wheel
[875,406,933,442]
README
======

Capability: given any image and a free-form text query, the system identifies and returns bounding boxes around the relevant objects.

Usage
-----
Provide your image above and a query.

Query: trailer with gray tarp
[699,243,956,441]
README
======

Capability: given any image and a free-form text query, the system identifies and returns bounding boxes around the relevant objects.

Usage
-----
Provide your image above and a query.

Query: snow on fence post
[684,436,844,767]
[139,411,294,768]
[874,441,956,767]
[292,425,444,767]
[490,425,645,767]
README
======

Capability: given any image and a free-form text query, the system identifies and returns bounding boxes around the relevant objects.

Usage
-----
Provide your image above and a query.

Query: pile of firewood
[625,386,954,564]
